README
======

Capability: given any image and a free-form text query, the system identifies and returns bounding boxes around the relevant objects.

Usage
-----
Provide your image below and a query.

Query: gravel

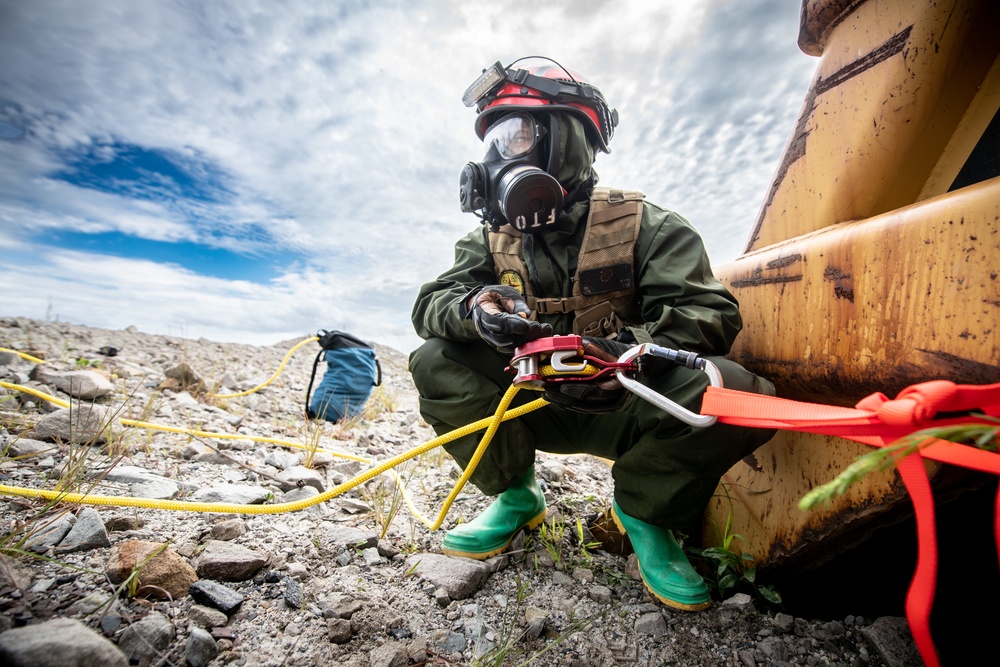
[0,316,944,666]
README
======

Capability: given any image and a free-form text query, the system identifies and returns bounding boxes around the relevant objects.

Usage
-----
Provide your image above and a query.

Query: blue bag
[306,330,381,423]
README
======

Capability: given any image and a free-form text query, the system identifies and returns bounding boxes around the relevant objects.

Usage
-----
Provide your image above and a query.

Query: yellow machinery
[703,0,1000,571]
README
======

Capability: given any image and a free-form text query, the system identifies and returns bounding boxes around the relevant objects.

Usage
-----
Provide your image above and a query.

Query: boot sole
[441,508,548,561]
[611,507,712,612]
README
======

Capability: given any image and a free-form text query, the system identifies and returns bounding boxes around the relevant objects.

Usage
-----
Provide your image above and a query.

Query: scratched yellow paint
[702,0,1000,569]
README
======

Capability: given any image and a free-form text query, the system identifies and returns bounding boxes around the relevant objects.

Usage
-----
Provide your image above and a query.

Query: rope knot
[856,380,958,427]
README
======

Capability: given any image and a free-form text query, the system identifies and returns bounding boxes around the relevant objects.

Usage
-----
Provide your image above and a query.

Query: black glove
[542,337,632,413]
[469,285,552,354]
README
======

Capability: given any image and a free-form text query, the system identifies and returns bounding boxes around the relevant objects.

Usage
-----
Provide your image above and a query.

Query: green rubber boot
[611,500,711,611]
[441,467,547,560]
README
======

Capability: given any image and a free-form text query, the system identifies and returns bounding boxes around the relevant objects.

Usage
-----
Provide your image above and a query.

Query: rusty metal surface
[748,0,1000,253]
[711,179,1000,566]
[702,431,918,569]
[727,178,1000,407]
[701,0,1000,570]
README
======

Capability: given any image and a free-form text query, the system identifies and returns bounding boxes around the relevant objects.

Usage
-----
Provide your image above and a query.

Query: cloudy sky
[0,0,817,354]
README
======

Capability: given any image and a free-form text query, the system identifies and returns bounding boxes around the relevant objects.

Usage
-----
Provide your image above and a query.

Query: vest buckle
[536,298,570,314]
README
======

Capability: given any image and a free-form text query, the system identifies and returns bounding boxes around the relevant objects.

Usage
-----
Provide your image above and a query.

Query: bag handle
[317,329,373,351]
[305,347,325,420]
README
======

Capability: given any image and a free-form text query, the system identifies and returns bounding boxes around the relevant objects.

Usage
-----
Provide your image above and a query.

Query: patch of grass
[299,416,326,470]
[689,486,781,607]
[1,395,131,565]
[526,504,603,573]
[530,515,567,570]
[591,561,632,588]
[363,385,397,420]
[359,469,409,540]
[572,516,601,565]
[403,559,421,578]
[329,410,363,440]
[473,576,604,667]
[471,574,532,667]
[51,400,130,493]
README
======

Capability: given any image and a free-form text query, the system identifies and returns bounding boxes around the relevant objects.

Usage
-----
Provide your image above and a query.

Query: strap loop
[701,379,1000,667]
[856,380,960,427]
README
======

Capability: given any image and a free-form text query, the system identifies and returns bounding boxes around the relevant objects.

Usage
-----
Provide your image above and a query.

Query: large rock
[117,612,175,664]
[403,553,491,600]
[0,617,127,667]
[56,507,110,553]
[30,366,115,400]
[21,511,75,551]
[29,404,121,445]
[860,616,923,667]
[194,540,268,581]
[188,579,245,615]
[106,540,198,599]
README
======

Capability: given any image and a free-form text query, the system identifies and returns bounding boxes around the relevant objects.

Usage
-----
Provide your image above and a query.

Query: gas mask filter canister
[459,113,564,233]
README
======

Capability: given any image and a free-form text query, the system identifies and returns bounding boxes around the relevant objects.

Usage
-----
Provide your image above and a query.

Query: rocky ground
[0,316,928,667]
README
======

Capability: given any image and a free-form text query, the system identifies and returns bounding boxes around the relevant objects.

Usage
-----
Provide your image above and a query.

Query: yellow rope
[0,381,371,463]
[209,336,319,398]
[0,337,548,530]
[0,386,546,524]
[418,380,522,530]
[0,339,550,529]
[0,347,47,365]
[1,381,70,408]
[540,363,598,378]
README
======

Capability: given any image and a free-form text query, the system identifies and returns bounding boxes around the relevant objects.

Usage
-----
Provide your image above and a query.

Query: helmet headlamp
[462,61,507,108]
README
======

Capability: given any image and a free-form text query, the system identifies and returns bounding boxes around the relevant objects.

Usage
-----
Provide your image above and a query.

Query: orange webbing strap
[700,380,1000,667]
[897,451,938,667]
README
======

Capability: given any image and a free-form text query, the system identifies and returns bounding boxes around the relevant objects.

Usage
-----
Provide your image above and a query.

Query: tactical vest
[488,187,645,338]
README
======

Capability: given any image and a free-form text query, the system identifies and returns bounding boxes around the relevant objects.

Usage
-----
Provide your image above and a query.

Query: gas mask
[459,112,564,234]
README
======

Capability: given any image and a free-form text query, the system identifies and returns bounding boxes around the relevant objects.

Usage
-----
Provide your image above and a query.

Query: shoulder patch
[497,269,525,296]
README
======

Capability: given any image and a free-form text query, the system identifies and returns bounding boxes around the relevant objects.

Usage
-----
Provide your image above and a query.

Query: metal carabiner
[614,344,721,427]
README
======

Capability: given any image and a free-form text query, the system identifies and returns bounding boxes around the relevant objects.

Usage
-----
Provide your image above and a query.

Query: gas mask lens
[483,113,543,159]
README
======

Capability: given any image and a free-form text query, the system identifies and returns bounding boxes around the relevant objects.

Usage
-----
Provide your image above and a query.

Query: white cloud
[0,0,817,353]
[1,246,421,353]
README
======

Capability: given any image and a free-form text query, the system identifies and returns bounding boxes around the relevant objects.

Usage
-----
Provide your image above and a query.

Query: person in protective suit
[408,57,776,611]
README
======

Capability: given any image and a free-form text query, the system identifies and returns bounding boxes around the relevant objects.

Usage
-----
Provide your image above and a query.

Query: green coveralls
[409,115,775,532]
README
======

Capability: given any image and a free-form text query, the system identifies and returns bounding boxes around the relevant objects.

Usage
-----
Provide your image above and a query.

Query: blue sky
[0,0,817,353]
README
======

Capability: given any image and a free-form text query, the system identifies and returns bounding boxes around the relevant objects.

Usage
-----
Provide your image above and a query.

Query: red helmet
[463,57,618,153]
